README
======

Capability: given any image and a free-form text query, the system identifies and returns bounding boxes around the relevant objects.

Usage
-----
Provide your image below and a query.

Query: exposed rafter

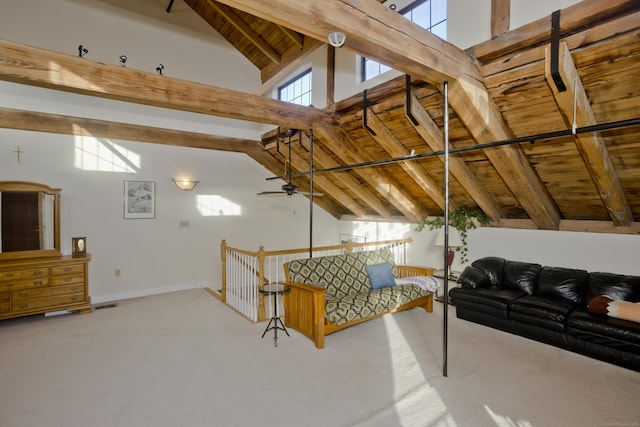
[545,42,633,226]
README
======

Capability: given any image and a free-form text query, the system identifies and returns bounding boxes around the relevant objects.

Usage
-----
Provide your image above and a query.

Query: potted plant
[416,207,489,265]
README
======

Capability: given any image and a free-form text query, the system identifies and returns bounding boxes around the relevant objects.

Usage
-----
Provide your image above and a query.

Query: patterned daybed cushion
[285,248,437,326]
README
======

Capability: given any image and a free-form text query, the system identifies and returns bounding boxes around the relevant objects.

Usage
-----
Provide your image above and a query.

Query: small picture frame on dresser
[72,237,87,257]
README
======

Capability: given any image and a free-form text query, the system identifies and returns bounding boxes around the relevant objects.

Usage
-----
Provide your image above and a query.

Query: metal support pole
[309,129,314,259]
[443,81,450,377]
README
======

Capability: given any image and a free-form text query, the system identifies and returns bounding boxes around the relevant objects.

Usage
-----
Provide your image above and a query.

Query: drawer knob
[64,267,72,273]
[18,304,28,309]
[18,292,28,299]
[33,281,43,287]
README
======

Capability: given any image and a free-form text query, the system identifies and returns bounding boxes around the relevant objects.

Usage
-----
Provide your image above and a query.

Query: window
[361,0,447,82]
[278,68,312,106]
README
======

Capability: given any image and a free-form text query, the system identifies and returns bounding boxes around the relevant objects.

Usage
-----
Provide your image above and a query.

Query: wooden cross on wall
[14,146,24,163]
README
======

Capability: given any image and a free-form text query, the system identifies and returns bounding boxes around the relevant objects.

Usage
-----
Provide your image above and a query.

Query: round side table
[259,282,291,347]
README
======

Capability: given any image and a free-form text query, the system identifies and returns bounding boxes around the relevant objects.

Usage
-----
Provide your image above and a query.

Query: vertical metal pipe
[443,81,450,377]
[309,129,314,259]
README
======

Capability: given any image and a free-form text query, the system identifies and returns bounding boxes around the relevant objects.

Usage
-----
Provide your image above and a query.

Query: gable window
[278,68,312,106]
[361,0,447,82]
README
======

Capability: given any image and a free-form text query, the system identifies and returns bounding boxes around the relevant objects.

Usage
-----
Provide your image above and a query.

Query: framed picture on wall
[124,180,155,219]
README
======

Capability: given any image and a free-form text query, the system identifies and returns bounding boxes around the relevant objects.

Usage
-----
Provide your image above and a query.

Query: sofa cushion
[324,283,428,326]
[457,265,491,289]
[587,272,640,302]
[502,260,541,295]
[568,309,640,348]
[537,266,589,305]
[510,295,577,332]
[366,262,396,290]
[471,257,505,288]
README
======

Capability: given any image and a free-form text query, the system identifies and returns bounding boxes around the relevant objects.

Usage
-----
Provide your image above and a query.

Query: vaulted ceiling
[1,0,640,234]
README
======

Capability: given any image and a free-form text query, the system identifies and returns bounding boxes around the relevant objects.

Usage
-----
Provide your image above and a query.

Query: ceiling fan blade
[256,191,287,197]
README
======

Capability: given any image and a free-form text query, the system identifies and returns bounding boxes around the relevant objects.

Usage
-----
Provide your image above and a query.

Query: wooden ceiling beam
[0,107,262,152]
[545,42,633,226]
[365,108,451,212]
[217,0,481,84]
[491,0,510,38]
[448,77,561,229]
[408,95,503,221]
[470,0,639,63]
[277,25,304,48]
[206,0,281,64]
[314,123,426,222]
[0,38,332,129]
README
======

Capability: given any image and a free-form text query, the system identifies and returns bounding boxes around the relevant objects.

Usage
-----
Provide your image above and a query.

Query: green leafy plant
[416,208,489,264]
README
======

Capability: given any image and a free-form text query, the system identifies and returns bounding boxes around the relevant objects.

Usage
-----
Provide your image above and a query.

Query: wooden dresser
[0,255,91,319]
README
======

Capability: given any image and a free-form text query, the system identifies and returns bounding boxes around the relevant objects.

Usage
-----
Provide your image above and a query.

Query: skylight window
[278,68,312,106]
[361,0,448,82]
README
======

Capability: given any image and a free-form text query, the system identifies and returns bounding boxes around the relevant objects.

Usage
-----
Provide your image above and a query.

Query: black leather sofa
[449,256,640,371]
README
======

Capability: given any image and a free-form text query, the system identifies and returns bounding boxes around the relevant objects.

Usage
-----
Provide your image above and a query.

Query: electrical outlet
[179,220,190,228]
[114,269,121,277]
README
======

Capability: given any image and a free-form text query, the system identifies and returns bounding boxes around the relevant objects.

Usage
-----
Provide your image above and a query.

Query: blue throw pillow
[366,262,396,290]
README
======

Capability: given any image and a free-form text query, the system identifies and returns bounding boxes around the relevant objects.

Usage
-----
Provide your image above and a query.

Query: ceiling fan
[257,129,323,197]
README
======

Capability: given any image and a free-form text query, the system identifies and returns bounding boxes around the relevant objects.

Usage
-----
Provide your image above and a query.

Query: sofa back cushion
[587,272,640,303]
[471,257,506,288]
[284,248,398,299]
[502,260,541,295]
[457,265,492,289]
[537,266,589,304]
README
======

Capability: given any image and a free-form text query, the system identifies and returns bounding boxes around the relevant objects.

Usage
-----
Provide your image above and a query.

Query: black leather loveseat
[449,257,640,371]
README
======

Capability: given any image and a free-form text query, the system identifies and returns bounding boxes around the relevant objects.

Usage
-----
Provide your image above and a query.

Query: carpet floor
[0,289,638,427]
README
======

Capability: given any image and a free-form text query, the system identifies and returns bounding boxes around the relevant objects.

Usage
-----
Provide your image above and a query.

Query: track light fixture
[78,45,88,57]
[156,64,164,75]
[119,55,127,66]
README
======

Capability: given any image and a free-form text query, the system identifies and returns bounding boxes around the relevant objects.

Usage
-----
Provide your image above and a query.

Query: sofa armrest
[283,281,326,349]
[397,265,434,278]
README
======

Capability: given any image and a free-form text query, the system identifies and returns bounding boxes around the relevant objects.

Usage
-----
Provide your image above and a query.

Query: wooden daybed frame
[283,265,434,349]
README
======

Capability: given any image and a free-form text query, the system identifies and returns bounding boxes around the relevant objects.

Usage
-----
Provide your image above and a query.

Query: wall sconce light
[327,32,346,48]
[172,178,199,191]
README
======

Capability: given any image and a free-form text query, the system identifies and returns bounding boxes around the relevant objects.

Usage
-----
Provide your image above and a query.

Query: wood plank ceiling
[1,0,639,234]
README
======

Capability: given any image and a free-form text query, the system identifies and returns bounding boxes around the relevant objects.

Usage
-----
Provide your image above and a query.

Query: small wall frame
[72,237,87,257]
[124,180,156,219]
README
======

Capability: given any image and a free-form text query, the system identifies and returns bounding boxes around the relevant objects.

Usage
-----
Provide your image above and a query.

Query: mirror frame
[0,181,61,260]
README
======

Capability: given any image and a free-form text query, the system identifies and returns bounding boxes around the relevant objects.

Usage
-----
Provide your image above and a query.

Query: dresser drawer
[51,264,85,276]
[50,275,84,286]
[0,278,49,292]
[12,283,85,301]
[0,268,47,282]
[12,292,86,312]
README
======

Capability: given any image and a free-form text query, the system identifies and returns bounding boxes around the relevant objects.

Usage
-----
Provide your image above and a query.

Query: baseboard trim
[91,281,213,305]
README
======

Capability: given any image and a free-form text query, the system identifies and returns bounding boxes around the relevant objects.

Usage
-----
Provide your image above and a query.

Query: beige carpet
[0,289,638,427]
